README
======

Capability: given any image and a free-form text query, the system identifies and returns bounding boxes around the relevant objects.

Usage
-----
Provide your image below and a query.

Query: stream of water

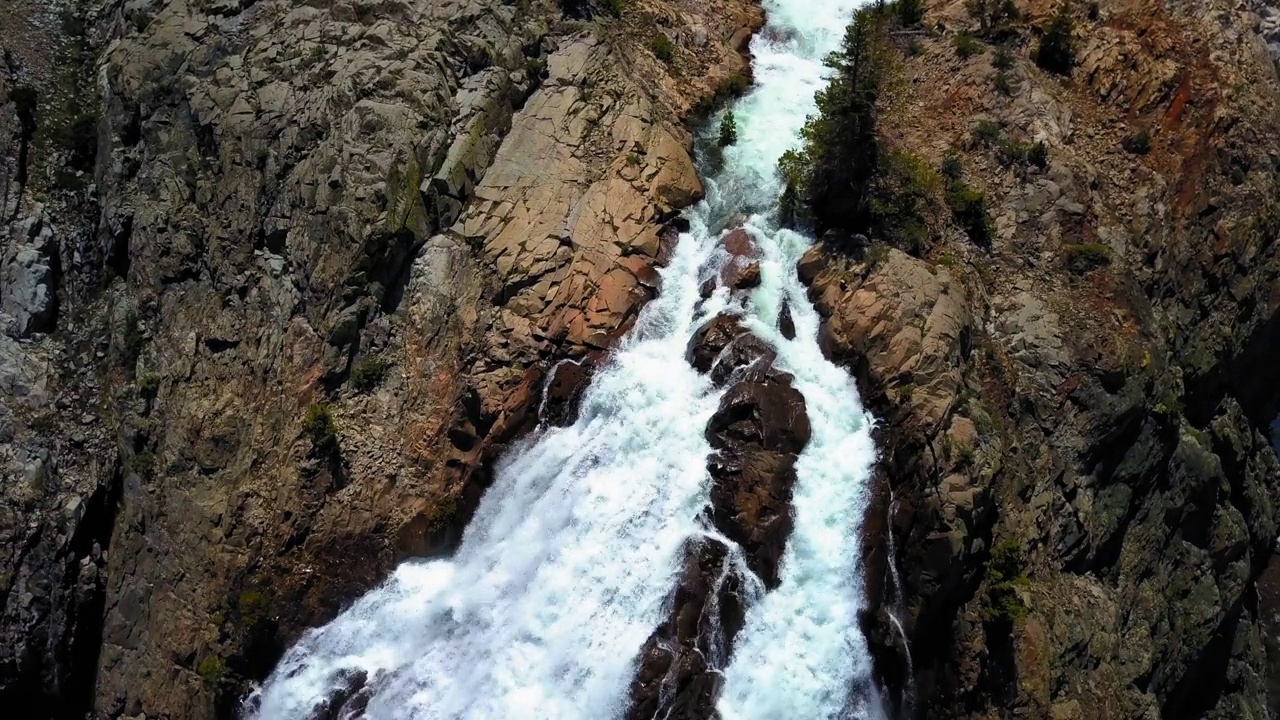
[246,1,878,717]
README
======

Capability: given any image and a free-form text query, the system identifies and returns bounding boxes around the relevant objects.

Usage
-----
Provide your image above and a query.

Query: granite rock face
[800,0,1280,717]
[0,0,761,715]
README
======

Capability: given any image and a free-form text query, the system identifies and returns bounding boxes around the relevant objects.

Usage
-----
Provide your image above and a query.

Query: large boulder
[625,537,750,720]
[705,369,811,589]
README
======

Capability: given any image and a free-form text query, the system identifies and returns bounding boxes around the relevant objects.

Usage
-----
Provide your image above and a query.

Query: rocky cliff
[0,0,760,716]
[797,0,1280,717]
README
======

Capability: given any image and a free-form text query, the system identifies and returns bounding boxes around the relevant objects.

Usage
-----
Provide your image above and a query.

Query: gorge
[247,1,881,716]
[3,0,1280,718]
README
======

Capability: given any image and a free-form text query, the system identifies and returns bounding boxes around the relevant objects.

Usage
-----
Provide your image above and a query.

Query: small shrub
[302,402,338,448]
[625,152,642,167]
[1035,1,1076,76]
[132,452,156,480]
[992,47,1015,71]
[1121,128,1152,155]
[718,72,750,98]
[718,110,739,147]
[525,56,547,79]
[138,372,160,396]
[906,38,925,56]
[650,33,676,65]
[864,243,891,270]
[350,356,390,393]
[984,538,1030,623]
[197,656,227,688]
[1065,243,1113,273]
[946,178,993,247]
[597,0,626,16]
[954,31,983,59]
[894,0,926,27]
[998,137,1049,168]
[971,119,1004,147]
[940,155,964,181]
[994,71,1013,96]
[237,590,271,628]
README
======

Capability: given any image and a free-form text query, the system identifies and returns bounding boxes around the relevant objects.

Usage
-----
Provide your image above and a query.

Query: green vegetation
[138,372,160,396]
[718,110,739,147]
[131,453,156,480]
[894,0,925,27]
[1035,1,1076,76]
[954,31,983,59]
[945,172,993,247]
[967,0,1022,41]
[984,538,1030,623]
[971,121,1048,169]
[1065,242,1113,273]
[777,6,896,233]
[302,402,338,448]
[971,119,1003,147]
[1121,128,1152,155]
[999,137,1049,168]
[992,47,1015,70]
[237,590,272,629]
[350,356,391,393]
[197,656,227,688]
[597,0,626,16]
[649,33,675,65]
[867,149,941,256]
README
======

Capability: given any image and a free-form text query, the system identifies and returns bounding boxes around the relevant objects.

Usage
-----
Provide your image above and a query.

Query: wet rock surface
[0,0,764,714]
[625,537,751,720]
[799,0,1280,716]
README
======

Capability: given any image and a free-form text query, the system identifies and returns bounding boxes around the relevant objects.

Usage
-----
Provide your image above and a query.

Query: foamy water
[246,1,879,717]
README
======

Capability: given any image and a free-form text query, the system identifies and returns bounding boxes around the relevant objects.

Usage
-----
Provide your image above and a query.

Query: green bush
[954,31,983,59]
[138,372,160,396]
[350,356,390,392]
[984,538,1030,623]
[718,110,739,147]
[302,402,338,448]
[992,47,1015,70]
[597,0,626,16]
[650,33,675,64]
[946,177,993,247]
[868,149,941,256]
[1035,1,1076,76]
[132,452,156,480]
[998,136,1049,167]
[894,0,925,27]
[1121,128,1152,155]
[971,119,1003,147]
[940,154,964,181]
[1065,243,1113,273]
[197,656,227,688]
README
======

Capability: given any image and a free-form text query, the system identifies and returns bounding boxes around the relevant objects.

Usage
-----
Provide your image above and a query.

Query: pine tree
[1035,1,1075,75]
[781,7,895,232]
[718,110,738,147]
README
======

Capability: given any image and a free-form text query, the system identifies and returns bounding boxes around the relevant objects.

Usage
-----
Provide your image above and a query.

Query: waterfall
[246,1,880,718]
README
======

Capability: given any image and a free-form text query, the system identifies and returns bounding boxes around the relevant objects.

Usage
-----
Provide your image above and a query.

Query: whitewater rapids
[246,0,879,718]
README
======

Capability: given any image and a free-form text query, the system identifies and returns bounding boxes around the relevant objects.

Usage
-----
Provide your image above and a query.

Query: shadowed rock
[625,538,751,720]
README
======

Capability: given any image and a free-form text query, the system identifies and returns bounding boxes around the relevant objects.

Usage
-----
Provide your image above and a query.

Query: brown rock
[625,538,748,720]
[778,302,796,340]
[705,373,811,588]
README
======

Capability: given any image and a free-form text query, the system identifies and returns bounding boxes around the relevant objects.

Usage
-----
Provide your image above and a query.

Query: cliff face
[0,0,759,716]
[800,0,1280,717]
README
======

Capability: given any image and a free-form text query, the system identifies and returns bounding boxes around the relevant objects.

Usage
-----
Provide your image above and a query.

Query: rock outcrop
[799,0,1280,717]
[0,0,763,715]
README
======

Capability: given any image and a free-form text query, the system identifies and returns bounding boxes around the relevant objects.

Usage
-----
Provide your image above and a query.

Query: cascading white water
[247,0,878,717]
